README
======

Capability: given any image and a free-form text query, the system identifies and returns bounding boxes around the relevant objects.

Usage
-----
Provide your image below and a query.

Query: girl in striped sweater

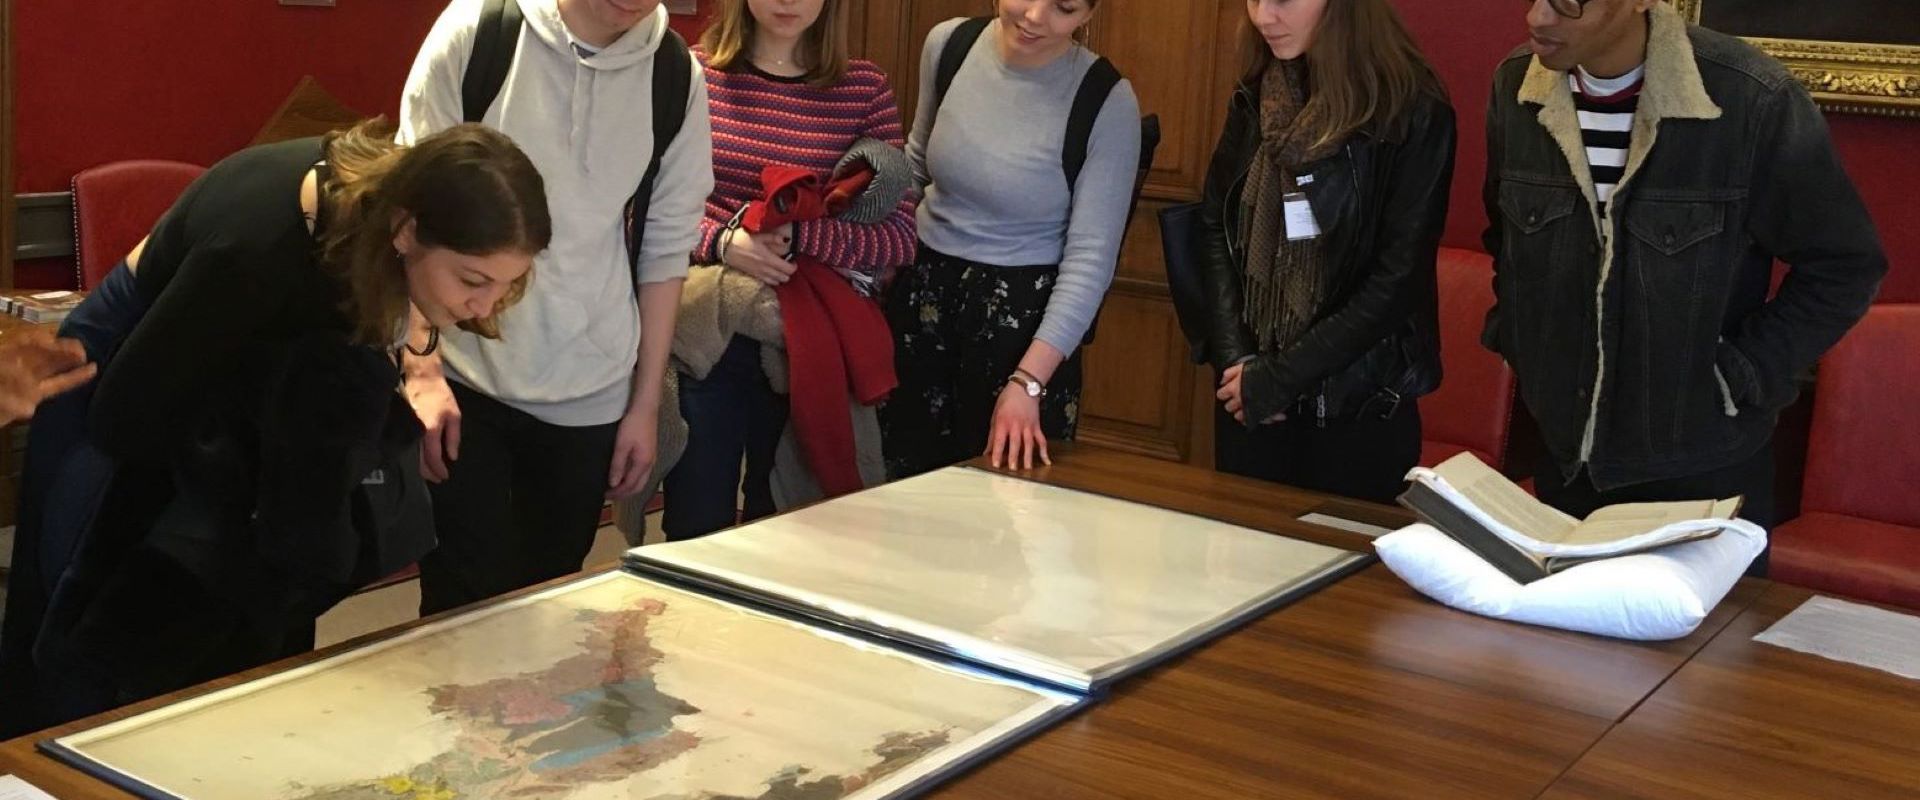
[663,0,916,540]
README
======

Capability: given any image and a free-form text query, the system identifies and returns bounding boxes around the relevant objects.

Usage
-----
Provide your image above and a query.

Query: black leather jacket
[1482,13,1886,490]
[1199,82,1456,426]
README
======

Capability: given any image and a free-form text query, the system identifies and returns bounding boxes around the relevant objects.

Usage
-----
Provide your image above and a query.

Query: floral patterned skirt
[880,245,1084,479]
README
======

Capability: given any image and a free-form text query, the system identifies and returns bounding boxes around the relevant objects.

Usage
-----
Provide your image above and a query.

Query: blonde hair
[700,0,851,87]
[319,118,550,345]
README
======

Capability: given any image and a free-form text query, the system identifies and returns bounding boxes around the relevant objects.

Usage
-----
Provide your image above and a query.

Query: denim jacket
[1480,3,1886,490]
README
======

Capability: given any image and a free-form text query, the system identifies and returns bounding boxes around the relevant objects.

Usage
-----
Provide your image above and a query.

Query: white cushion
[1373,520,1767,640]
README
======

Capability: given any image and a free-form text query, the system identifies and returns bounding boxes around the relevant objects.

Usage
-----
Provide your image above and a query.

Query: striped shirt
[694,51,917,273]
[1570,64,1645,206]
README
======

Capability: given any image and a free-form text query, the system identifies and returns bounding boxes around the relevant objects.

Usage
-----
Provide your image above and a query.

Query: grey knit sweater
[906,18,1142,355]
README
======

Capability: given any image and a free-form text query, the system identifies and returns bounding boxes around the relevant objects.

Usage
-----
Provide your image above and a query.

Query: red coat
[739,165,897,497]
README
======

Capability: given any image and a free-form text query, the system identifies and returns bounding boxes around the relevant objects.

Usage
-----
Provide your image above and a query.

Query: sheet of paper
[0,775,58,800]
[1429,453,1577,542]
[1297,512,1394,539]
[1755,596,1920,682]
[1283,193,1321,240]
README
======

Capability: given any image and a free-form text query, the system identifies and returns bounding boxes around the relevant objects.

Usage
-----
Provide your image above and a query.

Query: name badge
[1283,192,1321,241]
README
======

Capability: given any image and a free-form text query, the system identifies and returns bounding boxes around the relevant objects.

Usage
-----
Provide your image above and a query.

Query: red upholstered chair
[1771,304,1920,609]
[71,160,206,290]
[1418,248,1517,469]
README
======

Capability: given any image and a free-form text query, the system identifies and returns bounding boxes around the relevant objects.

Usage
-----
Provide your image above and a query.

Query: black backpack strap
[1063,56,1122,189]
[1076,112,1161,348]
[1061,57,1147,348]
[623,30,694,297]
[933,17,992,118]
[461,0,523,123]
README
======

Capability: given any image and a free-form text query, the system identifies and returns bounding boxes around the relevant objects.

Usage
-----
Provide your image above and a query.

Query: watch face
[1025,381,1042,397]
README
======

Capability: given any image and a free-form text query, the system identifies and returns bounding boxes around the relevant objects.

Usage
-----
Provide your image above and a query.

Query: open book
[1398,453,1742,584]
[626,466,1366,693]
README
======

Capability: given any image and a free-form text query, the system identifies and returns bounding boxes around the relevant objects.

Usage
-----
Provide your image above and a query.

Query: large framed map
[42,572,1080,800]
[627,467,1367,692]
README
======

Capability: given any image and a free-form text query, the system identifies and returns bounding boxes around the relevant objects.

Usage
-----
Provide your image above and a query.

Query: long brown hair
[319,119,550,345]
[700,0,851,87]
[1239,0,1445,150]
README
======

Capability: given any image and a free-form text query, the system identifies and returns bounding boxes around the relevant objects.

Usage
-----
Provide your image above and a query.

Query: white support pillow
[1373,520,1767,641]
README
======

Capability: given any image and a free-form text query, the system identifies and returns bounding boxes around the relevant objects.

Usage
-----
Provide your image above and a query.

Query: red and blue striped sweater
[693,51,917,273]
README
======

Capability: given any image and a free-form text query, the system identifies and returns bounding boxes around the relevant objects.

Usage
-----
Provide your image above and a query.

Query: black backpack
[928,17,1162,346]
[461,0,693,295]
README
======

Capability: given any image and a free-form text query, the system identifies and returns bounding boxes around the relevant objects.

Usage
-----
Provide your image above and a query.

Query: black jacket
[1481,5,1886,490]
[1198,80,1455,426]
[25,140,435,705]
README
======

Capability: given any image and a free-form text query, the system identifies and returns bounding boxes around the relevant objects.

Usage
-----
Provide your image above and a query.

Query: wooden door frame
[2,0,14,289]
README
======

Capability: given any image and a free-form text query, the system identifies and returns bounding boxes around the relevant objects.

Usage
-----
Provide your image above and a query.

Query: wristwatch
[1008,370,1047,399]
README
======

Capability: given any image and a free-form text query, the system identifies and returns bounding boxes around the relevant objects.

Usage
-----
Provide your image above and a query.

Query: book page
[1540,529,1723,570]
[0,776,57,800]
[1429,453,1578,543]
[1562,499,1736,548]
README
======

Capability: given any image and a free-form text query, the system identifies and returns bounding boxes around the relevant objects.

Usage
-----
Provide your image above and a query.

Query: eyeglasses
[1536,0,1592,19]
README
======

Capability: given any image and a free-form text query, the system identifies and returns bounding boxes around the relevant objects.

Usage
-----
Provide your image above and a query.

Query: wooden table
[1541,583,1920,800]
[3,446,1916,798]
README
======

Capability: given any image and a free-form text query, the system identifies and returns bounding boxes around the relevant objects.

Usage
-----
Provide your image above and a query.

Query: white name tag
[1283,192,1321,241]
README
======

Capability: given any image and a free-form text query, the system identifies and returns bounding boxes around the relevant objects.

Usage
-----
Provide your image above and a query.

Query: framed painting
[1672,0,1920,117]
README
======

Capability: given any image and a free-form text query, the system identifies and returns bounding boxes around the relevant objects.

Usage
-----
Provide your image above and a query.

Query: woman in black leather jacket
[1200,0,1456,503]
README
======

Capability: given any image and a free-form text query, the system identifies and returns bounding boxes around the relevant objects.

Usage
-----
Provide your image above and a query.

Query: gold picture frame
[1672,0,1920,118]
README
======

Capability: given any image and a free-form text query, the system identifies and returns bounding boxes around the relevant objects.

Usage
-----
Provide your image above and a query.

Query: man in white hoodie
[398,0,712,614]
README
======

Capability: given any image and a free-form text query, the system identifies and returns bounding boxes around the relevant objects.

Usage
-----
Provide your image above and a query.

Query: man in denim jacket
[1481,0,1885,559]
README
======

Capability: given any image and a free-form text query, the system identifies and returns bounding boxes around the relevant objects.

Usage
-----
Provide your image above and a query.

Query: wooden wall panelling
[853,2,1249,465]
[855,0,989,126]
[842,0,868,56]
[1075,291,1193,462]
[1077,193,1195,460]
[1076,1,1247,463]
[1086,0,1227,202]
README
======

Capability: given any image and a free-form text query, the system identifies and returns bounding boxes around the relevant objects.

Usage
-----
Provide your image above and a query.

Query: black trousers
[661,336,786,541]
[418,381,619,615]
[1531,438,1776,575]
[1214,402,1423,505]
[881,248,1084,479]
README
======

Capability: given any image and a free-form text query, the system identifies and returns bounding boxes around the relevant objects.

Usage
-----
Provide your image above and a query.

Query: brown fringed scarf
[1240,58,1339,352]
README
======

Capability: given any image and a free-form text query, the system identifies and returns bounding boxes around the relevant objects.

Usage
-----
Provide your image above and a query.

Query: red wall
[14,1,713,193]
[11,1,711,287]
[1391,0,1920,302]
[15,1,441,193]
[13,1,1912,296]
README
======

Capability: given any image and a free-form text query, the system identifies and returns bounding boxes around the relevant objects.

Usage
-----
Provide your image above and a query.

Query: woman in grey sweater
[883,0,1141,477]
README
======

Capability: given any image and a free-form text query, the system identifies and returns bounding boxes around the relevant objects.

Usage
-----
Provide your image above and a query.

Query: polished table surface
[3,446,1915,798]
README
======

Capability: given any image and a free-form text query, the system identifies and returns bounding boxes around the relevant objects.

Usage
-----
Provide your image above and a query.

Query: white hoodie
[400,0,713,426]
